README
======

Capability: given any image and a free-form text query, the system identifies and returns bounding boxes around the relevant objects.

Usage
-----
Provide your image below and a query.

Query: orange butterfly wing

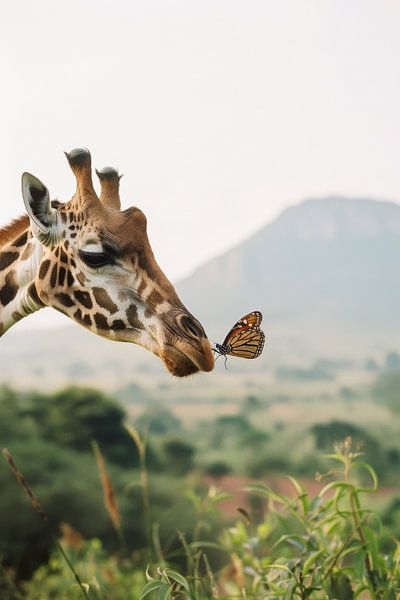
[223,311,263,344]
[224,328,265,359]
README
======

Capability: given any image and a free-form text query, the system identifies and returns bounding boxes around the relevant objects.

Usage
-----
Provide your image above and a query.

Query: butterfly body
[213,311,265,366]
[214,342,232,356]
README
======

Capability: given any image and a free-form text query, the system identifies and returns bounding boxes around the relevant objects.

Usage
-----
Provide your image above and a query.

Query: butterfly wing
[225,328,265,359]
[222,311,263,345]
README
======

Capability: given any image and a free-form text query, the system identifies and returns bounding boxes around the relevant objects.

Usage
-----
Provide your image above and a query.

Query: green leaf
[284,580,298,599]
[145,565,155,582]
[287,476,310,514]
[139,580,163,599]
[190,541,228,553]
[271,534,305,551]
[304,586,322,597]
[208,491,232,505]
[286,476,303,496]
[339,544,365,562]
[352,462,378,492]
[353,551,366,580]
[319,481,355,497]
[244,483,275,498]
[364,527,379,571]
[323,453,348,466]
[303,550,324,574]
[264,563,293,574]
[163,569,190,591]
[244,484,293,508]
[157,583,171,600]
[354,583,369,598]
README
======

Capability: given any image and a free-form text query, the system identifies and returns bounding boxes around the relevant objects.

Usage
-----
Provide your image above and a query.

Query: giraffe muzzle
[160,339,214,377]
[159,312,214,377]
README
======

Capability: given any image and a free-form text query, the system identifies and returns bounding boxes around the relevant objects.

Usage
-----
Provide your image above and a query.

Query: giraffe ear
[21,173,55,234]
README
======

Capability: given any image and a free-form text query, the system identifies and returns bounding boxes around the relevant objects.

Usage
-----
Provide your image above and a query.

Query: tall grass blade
[2,448,90,600]
[91,440,125,548]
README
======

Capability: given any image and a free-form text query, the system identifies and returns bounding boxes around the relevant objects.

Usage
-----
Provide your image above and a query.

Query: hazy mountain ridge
[262,197,400,240]
[177,196,400,343]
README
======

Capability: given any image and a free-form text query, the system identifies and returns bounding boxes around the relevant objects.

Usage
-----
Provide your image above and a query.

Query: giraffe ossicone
[0,148,214,377]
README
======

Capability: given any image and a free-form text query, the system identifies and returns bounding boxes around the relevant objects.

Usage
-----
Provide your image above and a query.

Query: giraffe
[0,148,214,377]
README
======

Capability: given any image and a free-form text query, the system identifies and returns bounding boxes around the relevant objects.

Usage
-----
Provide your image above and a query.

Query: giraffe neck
[0,221,44,336]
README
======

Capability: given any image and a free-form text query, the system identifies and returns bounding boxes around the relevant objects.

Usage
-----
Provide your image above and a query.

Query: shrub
[204,461,232,478]
[162,437,196,475]
[13,438,400,599]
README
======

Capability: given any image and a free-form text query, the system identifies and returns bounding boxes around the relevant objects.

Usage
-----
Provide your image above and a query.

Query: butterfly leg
[224,356,228,370]
[213,352,221,362]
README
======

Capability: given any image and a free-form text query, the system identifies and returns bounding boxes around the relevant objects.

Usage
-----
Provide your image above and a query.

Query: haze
[2,0,400,284]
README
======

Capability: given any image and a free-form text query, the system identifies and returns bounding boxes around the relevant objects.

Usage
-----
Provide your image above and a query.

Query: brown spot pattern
[39,260,51,280]
[67,271,75,286]
[56,293,74,307]
[111,319,125,330]
[28,282,44,307]
[0,272,18,306]
[137,279,147,295]
[76,271,86,286]
[14,232,28,247]
[58,267,66,286]
[74,309,92,327]
[74,290,92,309]
[93,287,118,314]
[0,252,19,271]
[50,264,58,287]
[147,290,163,306]
[20,244,34,261]
[126,304,144,329]
[94,313,108,329]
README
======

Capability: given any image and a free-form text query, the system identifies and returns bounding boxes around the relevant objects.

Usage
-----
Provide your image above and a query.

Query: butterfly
[213,311,265,368]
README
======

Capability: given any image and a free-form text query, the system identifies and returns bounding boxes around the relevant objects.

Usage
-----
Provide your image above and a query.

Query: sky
[1,0,400,288]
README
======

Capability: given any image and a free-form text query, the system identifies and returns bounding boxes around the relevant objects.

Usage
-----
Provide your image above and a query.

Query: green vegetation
[0,371,400,598]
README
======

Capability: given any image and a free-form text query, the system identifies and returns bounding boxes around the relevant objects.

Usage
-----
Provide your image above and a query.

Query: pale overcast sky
[1,0,400,285]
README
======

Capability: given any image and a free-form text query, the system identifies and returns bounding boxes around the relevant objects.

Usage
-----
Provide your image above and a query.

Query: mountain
[177,196,400,358]
[1,196,400,388]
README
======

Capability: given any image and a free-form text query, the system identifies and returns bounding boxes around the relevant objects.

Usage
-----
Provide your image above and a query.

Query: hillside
[177,196,400,355]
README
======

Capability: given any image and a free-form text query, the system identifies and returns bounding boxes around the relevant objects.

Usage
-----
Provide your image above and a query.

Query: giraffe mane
[0,215,30,249]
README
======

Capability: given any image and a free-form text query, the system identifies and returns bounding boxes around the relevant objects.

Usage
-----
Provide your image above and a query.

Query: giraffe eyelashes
[78,250,114,269]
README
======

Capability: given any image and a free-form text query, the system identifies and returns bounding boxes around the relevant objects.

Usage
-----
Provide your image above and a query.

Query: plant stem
[350,489,376,595]
[52,535,90,600]
[139,442,151,549]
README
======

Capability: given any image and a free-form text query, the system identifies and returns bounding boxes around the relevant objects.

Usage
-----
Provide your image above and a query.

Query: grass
[3,436,400,599]
[2,448,90,600]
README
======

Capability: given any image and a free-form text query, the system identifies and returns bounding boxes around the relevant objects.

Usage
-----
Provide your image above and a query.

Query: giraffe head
[21,148,214,377]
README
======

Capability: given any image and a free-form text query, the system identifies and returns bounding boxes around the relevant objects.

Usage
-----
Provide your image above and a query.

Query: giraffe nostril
[179,314,206,340]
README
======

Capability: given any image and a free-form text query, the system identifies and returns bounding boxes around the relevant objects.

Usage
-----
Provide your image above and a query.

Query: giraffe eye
[79,250,114,268]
